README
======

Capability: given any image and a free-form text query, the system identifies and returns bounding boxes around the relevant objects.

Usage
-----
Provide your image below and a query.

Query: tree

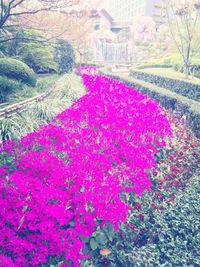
[0,0,81,43]
[54,39,75,73]
[129,16,157,63]
[164,0,200,78]
[130,16,156,43]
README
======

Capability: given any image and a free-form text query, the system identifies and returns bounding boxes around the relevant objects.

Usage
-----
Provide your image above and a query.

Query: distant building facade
[105,0,166,25]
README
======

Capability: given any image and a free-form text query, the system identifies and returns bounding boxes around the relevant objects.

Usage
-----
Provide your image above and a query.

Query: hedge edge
[102,72,200,139]
[130,69,200,102]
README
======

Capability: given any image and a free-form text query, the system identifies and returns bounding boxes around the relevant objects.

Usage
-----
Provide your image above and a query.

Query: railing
[0,82,56,120]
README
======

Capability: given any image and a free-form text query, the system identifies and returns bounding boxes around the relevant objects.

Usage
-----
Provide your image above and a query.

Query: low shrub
[170,56,200,77]
[0,76,22,102]
[104,73,200,138]
[137,64,172,70]
[130,69,200,101]
[0,58,36,86]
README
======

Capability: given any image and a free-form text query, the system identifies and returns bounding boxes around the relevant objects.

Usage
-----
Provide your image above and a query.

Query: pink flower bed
[0,67,172,266]
[75,66,98,76]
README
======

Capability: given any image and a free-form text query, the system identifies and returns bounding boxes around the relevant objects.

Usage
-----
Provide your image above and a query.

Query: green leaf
[104,223,115,241]
[90,238,98,251]
[95,232,107,245]
[80,235,90,243]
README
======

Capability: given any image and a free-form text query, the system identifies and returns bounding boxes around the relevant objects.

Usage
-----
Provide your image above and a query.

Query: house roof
[99,9,114,22]
[88,8,114,22]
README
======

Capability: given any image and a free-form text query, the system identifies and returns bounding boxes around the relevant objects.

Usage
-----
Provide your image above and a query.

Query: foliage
[172,57,200,77]
[0,58,36,86]
[137,55,180,69]
[0,73,58,104]
[137,54,200,77]
[54,40,75,74]
[105,72,200,138]
[7,74,59,104]
[130,16,156,43]
[117,174,200,267]
[0,0,70,43]
[0,76,22,102]
[75,66,98,76]
[147,174,200,267]
[0,73,84,142]
[0,67,172,266]
[130,69,200,101]
[137,64,172,70]
[21,44,58,74]
[164,0,200,78]
[85,112,200,267]
[0,28,39,57]
[0,28,58,74]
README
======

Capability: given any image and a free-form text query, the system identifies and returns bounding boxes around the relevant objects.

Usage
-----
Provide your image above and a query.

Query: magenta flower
[0,69,172,266]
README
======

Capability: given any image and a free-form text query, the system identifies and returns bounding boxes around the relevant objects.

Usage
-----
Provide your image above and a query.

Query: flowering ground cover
[0,66,199,267]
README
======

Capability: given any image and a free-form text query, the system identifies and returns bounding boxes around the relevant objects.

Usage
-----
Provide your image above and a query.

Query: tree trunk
[184,63,190,79]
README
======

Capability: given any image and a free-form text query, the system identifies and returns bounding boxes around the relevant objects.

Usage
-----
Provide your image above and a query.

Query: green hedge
[0,58,36,86]
[0,76,22,102]
[130,70,200,102]
[104,73,200,138]
[136,64,172,70]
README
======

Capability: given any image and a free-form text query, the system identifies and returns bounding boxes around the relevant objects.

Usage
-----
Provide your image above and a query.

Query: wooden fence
[0,82,56,120]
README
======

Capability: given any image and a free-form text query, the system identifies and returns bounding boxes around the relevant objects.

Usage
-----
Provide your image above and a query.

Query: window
[95,24,100,30]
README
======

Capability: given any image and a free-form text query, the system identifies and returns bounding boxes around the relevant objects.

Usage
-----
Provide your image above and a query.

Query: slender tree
[164,0,200,78]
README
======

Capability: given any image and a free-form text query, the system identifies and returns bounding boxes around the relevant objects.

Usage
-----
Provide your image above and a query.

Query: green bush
[0,76,22,102]
[130,69,200,102]
[54,40,75,74]
[0,58,36,86]
[21,44,58,74]
[169,55,200,77]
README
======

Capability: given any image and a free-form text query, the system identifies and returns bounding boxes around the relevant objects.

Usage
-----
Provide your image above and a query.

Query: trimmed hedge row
[136,64,172,70]
[104,73,200,138]
[0,58,36,86]
[130,69,200,101]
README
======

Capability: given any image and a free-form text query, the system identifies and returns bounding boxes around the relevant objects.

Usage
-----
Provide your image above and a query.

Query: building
[104,0,166,25]
[89,9,114,32]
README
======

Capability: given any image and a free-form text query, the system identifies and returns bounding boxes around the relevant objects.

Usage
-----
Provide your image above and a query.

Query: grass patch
[0,73,86,141]
[7,74,60,104]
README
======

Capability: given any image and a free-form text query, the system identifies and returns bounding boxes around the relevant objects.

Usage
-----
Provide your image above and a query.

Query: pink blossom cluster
[75,66,98,76]
[0,68,172,267]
